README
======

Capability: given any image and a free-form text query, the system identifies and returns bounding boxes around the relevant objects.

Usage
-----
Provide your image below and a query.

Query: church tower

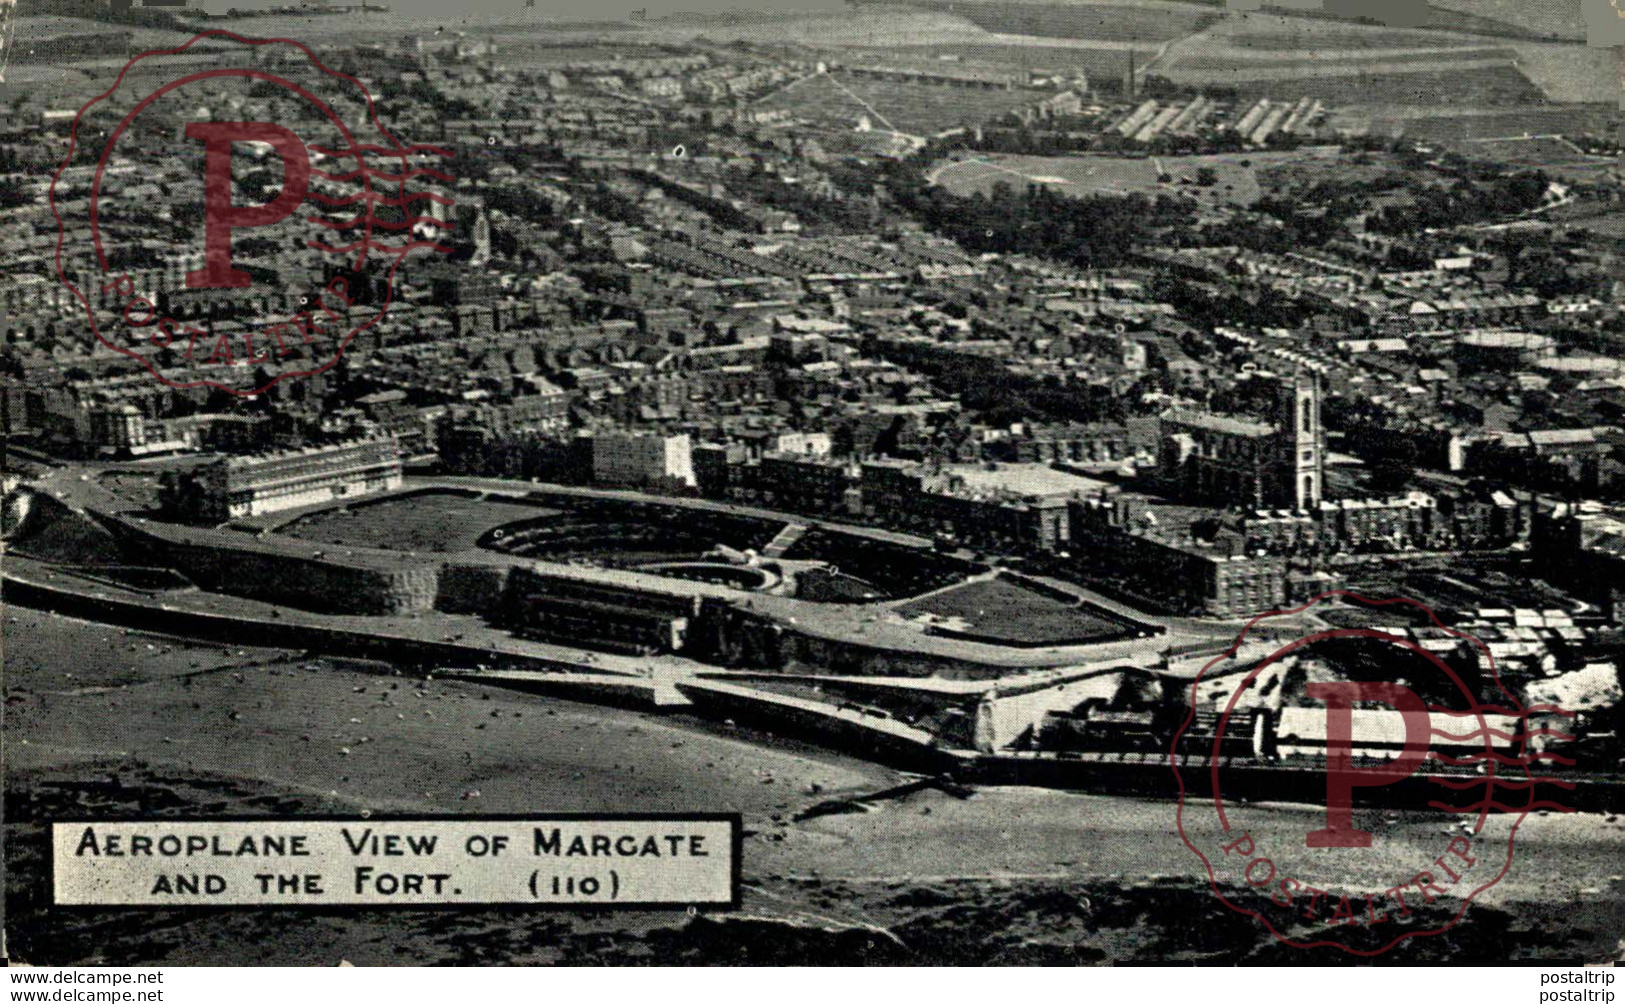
[1277,371,1323,510]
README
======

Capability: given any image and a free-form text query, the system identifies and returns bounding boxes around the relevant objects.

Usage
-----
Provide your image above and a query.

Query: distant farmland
[1511,43,1624,104]
[1229,63,1549,106]
[1149,8,1582,112]
[1193,0,1571,40]
[1343,3,1558,39]
[1168,45,1519,73]
[874,0,1574,44]
[1429,0,1590,42]
[1222,21,1488,50]
[898,0,1219,43]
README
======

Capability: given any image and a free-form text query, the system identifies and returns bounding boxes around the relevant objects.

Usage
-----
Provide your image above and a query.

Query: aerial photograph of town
[2,0,1624,970]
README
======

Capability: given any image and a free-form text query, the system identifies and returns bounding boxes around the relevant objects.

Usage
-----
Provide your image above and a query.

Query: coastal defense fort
[7,451,1620,809]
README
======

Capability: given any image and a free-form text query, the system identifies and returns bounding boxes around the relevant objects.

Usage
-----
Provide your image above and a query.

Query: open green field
[276,491,562,553]
[638,7,985,47]
[757,71,1046,136]
[928,150,1339,206]
[897,576,1139,646]
[1553,207,1625,238]
[478,41,646,66]
[1410,1,1576,38]
[873,41,1137,79]
[1173,40,1613,107]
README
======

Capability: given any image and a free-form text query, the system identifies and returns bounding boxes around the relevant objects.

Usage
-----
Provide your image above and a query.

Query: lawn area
[896,575,1142,647]
[1459,135,1581,159]
[276,492,562,553]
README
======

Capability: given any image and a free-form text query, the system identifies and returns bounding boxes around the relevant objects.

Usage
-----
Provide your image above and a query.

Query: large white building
[591,432,695,490]
[162,438,403,522]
